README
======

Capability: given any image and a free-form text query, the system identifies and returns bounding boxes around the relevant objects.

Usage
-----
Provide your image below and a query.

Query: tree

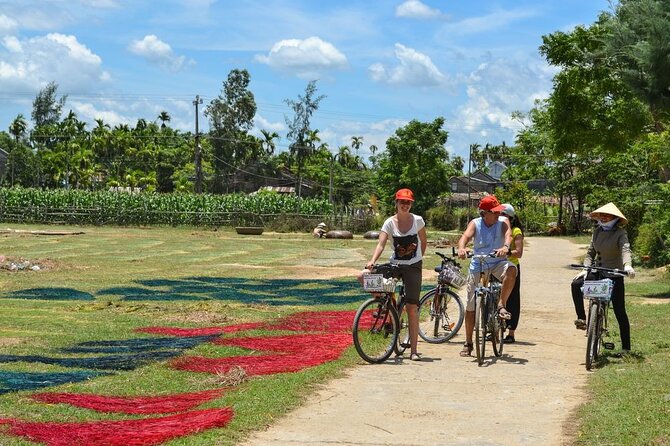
[351,136,363,156]
[260,129,279,156]
[540,17,651,156]
[31,81,67,128]
[205,69,257,193]
[604,0,670,121]
[285,80,326,197]
[9,114,28,143]
[375,117,458,215]
[157,111,171,129]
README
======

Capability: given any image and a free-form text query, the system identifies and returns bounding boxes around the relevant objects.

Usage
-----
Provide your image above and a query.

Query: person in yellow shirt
[499,204,524,343]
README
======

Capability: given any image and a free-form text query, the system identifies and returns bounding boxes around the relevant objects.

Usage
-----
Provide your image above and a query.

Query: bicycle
[417,251,466,343]
[470,252,508,366]
[570,264,628,370]
[352,263,410,363]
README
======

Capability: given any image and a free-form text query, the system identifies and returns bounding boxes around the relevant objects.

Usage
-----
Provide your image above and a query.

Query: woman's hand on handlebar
[456,247,469,259]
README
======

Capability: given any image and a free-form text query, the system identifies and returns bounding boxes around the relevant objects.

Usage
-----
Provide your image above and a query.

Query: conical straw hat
[590,202,627,225]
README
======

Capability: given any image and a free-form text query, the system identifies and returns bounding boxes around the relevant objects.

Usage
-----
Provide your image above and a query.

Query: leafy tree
[9,114,28,143]
[205,69,257,193]
[375,117,458,216]
[604,0,670,121]
[540,17,651,156]
[157,111,171,129]
[31,81,67,128]
[284,80,326,197]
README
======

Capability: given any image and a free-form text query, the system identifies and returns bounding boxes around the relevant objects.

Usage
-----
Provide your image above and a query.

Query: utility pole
[193,95,203,193]
[467,144,472,222]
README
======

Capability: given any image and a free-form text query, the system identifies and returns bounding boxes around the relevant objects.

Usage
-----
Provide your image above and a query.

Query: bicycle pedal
[603,342,615,350]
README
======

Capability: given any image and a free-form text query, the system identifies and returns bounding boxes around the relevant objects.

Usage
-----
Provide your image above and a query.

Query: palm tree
[157,111,171,129]
[9,114,28,143]
[351,136,363,156]
[260,129,279,156]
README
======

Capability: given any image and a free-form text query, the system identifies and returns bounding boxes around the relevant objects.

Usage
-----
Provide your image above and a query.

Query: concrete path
[242,237,589,446]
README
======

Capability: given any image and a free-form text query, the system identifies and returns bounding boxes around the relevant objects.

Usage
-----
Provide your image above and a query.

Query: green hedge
[0,187,333,227]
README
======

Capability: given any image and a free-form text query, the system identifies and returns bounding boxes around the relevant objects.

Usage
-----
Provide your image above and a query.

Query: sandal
[497,306,512,320]
[409,353,423,361]
[574,319,587,330]
[504,334,515,343]
[460,343,473,357]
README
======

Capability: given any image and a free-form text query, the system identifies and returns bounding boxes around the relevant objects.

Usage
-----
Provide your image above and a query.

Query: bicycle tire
[475,292,487,366]
[585,301,599,370]
[394,299,410,356]
[492,312,505,357]
[352,296,399,364]
[418,288,465,343]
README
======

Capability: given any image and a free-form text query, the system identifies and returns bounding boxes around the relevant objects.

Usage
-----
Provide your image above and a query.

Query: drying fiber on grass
[136,322,263,337]
[61,335,218,354]
[30,388,226,414]
[265,310,356,333]
[0,407,234,446]
[172,332,352,376]
[0,350,183,371]
[0,370,108,394]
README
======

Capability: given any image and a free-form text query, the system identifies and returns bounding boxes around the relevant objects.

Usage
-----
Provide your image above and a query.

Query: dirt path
[243,237,589,446]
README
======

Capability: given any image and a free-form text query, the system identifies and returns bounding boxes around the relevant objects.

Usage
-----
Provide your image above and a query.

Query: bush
[635,222,669,267]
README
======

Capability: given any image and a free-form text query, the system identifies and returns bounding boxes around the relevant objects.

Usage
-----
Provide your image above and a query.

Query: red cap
[479,195,505,212]
[395,188,415,202]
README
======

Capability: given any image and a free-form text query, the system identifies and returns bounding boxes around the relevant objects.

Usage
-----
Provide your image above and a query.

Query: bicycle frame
[471,254,507,365]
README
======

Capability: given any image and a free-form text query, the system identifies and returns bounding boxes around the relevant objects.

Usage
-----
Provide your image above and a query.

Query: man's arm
[457,220,476,258]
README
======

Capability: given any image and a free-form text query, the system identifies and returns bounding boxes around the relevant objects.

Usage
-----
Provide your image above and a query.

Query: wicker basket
[438,264,467,289]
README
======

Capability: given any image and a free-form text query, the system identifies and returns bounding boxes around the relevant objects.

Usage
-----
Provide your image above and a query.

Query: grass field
[1,226,668,445]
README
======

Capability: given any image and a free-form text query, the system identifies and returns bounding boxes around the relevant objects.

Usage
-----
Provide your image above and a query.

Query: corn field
[0,188,333,227]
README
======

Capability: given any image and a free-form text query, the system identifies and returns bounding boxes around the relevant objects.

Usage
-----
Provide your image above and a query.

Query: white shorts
[465,260,517,311]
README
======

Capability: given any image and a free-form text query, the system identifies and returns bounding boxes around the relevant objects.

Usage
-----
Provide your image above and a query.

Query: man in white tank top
[456,195,516,357]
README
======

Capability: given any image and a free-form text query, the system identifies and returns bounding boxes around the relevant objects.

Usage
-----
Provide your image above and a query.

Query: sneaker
[574,319,587,330]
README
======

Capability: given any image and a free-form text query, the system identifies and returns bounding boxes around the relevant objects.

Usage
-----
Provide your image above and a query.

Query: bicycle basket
[582,279,614,302]
[438,264,467,289]
[362,274,397,293]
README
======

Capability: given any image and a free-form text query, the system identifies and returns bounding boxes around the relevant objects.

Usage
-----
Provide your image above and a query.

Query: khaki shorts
[465,260,516,311]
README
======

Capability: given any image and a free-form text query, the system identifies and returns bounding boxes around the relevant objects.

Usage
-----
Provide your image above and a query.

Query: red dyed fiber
[214,332,351,354]
[267,310,356,332]
[136,322,263,337]
[173,332,352,376]
[30,389,225,414]
[0,407,234,446]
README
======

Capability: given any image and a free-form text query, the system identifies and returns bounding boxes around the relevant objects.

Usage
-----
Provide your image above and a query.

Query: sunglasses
[397,200,412,205]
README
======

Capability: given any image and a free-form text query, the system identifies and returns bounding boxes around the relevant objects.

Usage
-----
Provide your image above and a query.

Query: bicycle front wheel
[418,289,464,343]
[352,297,399,364]
[492,314,505,357]
[585,301,599,370]
[475,293,487,366]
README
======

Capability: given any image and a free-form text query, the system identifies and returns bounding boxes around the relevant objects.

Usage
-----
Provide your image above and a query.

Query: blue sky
[0,0,611,162]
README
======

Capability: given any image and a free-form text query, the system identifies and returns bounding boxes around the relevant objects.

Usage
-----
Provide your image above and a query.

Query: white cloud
[0,32,110,92]
[72,101,129,127]
[395,1,446,20]
[255,36,348,79]
[0,14,18,35]
[254,113,285,133]
[128,35,190,72]
[77,0,120,7]
[440,8,539,36]
[368,43,448,87]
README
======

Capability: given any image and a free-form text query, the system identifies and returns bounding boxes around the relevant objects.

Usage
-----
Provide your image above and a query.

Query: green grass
[0,223,454,445]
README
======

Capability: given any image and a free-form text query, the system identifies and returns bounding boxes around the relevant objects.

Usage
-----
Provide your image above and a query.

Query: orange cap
[395,188,415,201]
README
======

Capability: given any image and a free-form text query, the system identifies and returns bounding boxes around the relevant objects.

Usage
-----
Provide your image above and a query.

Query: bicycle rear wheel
[475,293,487,366]
[352,297,399,364]
[418,289,464,343]
[585,301,599,370]
[394,300,410,356]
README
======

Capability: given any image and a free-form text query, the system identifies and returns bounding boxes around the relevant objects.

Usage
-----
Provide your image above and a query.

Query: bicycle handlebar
[570,264,628,277]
